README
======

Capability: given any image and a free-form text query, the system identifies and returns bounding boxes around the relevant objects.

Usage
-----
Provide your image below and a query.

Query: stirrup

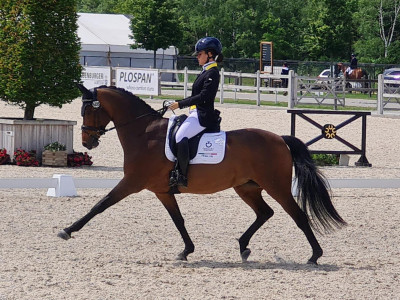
[177,174,188,187]
[169,170,178,187]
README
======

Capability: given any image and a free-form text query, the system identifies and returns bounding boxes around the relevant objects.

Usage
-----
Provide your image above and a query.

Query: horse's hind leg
[155,193,194,261]
[267,187,323,264]
[234,182,274,262]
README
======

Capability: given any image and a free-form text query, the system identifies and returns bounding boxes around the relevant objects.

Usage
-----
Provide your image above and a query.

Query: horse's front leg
[155,193,194,261]
[58,179,137,240]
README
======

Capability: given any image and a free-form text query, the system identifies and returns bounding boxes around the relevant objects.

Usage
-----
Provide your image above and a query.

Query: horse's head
[337,63,346,72]
[77,84,111,150]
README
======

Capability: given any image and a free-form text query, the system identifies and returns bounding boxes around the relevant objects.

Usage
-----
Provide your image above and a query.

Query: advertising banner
[81,66,111,89]
[115,68,160,96]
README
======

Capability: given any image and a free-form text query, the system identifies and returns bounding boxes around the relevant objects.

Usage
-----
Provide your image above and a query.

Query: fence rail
[105,66,400,113]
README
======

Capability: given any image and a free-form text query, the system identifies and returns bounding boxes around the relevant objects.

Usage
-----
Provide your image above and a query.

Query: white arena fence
[132,67,400,113]
[85,66,399,113]
[0,174,399,197]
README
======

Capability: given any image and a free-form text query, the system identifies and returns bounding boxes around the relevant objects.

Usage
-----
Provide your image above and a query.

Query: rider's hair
[207,49,224,63]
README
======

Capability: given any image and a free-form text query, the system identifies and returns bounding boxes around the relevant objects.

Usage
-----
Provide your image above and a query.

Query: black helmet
[195,37,222,55]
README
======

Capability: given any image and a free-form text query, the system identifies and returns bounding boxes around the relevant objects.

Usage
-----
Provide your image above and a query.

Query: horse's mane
[98,85,159,115]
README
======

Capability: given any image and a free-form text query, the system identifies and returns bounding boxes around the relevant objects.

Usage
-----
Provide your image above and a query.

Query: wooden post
[220,68,224,104]
[377,74,383,114]
[288,70,295,108]
[256,70,261,106]
[184,67,188,99]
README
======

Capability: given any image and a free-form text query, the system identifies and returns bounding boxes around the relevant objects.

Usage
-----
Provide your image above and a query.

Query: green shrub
[311,154,339,166]
[44,142,66,152]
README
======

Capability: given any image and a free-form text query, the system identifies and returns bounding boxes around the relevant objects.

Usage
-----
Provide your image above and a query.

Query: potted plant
[42,142,68,167]
[0,148,10,165]
[0,1,81,160]
[14,148,40,167]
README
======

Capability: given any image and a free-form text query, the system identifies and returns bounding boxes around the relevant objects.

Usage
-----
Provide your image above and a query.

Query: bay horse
[57,84,346,265]
[337,62,368,80]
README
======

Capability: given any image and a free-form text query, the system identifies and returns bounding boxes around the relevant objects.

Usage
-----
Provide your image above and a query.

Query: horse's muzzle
[82,136,99,150]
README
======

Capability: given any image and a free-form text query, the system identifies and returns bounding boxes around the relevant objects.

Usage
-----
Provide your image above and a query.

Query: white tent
[77,13,178,69]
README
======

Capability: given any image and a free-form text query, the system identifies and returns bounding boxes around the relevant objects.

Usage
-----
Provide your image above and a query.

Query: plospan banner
[116,68,160,96]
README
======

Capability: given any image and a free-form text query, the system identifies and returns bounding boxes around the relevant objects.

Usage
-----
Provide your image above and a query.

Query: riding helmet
[194,37,222,55]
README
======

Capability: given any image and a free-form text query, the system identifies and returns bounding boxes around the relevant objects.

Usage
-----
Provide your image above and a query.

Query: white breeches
[175,109,206,143]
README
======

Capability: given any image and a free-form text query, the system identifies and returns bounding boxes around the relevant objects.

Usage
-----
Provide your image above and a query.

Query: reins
[81,100,172,137]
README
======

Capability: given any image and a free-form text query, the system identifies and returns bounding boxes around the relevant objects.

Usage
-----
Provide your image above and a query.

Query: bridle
[81,97,173,141]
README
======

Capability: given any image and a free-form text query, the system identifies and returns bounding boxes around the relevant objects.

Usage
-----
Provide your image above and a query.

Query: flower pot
[0,155,10,165]
[42,150,67,167]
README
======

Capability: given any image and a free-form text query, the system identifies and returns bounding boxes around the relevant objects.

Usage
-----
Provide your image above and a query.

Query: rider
[346,53,358,76]
[168,37,223,187]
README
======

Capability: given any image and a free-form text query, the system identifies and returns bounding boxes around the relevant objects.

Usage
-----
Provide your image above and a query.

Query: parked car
[317,69,331,79]
[383,68,400,80]
[315,68,343,89]
[383,68,400,87]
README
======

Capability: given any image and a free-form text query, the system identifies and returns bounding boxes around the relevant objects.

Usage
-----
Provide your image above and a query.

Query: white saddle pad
[165,115,226,164]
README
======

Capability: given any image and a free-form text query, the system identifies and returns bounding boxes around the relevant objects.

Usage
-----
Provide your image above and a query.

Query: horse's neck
[116,116,167,154]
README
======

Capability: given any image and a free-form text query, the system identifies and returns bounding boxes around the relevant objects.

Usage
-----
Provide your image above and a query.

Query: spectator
[281,62,289,88]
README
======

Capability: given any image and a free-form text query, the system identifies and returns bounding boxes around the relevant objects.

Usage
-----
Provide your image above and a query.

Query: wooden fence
[107,67,400,113]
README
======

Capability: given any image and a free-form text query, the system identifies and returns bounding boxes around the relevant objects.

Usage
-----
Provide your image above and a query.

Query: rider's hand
[169,101,179,111]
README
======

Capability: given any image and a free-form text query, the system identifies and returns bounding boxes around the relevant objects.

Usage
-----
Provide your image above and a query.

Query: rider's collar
[202,61,217,72]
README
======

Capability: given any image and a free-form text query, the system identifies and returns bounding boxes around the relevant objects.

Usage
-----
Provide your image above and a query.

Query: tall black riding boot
[176,137,189,187]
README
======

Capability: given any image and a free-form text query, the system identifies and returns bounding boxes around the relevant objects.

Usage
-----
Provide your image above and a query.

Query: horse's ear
[76,83,93,99]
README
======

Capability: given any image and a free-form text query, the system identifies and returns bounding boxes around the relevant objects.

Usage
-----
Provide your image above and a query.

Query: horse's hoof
[176,252,187,261]
[241,248,251,262]
[307,259,318,266]
[57,230,71,240]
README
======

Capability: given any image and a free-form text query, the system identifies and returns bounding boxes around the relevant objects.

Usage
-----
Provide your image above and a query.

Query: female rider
[168,37,223,187]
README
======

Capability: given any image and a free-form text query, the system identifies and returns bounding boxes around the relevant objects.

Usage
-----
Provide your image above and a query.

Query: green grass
[344,93,377,100]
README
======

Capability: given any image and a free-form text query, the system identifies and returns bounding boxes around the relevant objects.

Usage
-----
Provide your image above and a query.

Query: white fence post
[184,67,188,98]
[220,68,224,104]
[377,74,383,114]
[288,70,295,108]
[256,70,261,106]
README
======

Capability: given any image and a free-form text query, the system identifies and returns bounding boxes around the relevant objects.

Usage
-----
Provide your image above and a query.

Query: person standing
[168,37,223,187]
[281,62,289,88]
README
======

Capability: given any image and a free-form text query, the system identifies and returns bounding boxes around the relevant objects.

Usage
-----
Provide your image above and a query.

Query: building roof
[77,13,176,55]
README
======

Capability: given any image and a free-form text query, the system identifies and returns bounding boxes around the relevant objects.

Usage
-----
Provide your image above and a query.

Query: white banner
[115,68,160,96]
[81,66,111,89]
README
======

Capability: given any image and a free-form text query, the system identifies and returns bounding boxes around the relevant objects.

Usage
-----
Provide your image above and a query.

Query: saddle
[168,111,221,159]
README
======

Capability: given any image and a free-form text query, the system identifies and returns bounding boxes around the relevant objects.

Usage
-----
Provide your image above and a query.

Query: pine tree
[0,0,81,120]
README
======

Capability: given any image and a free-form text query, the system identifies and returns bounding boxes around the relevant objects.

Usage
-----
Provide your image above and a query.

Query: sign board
[81,66,111,89]
[115,68,160,96]
[260,42,273,73]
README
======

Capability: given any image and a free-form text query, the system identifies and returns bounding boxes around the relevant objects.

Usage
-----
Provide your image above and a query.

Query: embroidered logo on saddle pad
[165,115,226,164]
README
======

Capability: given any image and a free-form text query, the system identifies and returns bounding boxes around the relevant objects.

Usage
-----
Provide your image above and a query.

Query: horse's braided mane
[98,85,158,114]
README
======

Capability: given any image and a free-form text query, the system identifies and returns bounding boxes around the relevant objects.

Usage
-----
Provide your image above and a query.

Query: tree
[0,0,82,120]
[354,0,400,63]
[77,0,121,13]
[379,0,400,58]
[123,0,183,68]
[301,0,357,61]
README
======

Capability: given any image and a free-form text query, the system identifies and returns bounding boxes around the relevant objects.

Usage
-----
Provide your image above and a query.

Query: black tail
[282,135,347,233]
